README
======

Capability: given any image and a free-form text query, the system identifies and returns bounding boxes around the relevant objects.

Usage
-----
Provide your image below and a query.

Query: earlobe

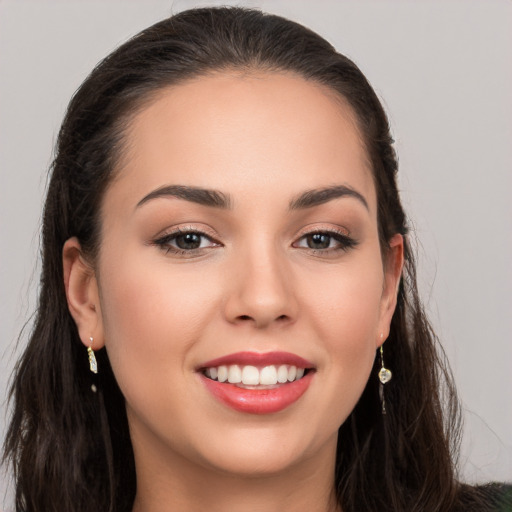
[377,233,404,345]
[62,237,105,350]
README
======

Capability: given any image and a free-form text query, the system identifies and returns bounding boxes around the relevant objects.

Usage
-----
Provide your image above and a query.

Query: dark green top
[457,483,512,511]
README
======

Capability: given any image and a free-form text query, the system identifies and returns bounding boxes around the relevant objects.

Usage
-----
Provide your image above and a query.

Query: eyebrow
[288,185,369,211]
[136,185,232,209]
[136,183,368,212]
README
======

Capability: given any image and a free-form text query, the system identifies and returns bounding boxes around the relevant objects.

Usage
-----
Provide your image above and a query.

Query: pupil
[176,233,201,250]
[308,233,330,249]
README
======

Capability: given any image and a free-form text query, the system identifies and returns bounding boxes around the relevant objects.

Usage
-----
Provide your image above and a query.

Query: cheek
[302,252,383,415]
[308,254,384,347]
[97,250,222,400]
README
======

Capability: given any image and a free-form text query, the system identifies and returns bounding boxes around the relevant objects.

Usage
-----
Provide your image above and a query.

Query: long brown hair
[2,7,497,511]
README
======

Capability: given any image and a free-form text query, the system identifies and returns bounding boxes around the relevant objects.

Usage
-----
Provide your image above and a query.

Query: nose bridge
[224,234,297,328]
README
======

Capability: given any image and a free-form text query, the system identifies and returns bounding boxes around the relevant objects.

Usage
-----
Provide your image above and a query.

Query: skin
[63,72,403,512]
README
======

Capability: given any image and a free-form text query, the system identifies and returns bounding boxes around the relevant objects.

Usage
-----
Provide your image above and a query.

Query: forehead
[112,71,376,212]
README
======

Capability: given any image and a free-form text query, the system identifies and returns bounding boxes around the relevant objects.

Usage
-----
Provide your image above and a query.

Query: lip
[198,351,315,414]
[198,351,314,369]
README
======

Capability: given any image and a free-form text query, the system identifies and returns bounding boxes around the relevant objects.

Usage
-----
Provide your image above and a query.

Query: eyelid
[155,224,219,238]
[150,223,357,257]
[292,225,358,254]
[294,224,351,239]
[152,224,222,254]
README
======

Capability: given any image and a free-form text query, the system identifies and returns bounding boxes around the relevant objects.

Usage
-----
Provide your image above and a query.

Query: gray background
[1,0,511,507]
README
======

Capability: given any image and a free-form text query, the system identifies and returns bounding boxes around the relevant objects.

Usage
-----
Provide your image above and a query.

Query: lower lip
[200,372,314,414]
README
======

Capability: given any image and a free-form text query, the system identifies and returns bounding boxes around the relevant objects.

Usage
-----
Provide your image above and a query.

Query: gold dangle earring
[87,337,98,374]
[87,337,98,393]
[378,334,392,414]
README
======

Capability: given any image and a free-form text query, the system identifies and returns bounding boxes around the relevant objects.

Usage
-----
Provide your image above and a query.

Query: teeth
[228,365,242,383]
[204,364,307,385]
[217,365,228,382]
[241,365,260,385]
[277,364,288,383]
[260,365,278,385]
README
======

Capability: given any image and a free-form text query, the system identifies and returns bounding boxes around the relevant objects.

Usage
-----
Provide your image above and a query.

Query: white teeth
[205,364,308,385]
[241,365,260,385]
[227,365,242,383]
[217,365,228,382]
[277,364,288,383]
[260,365,278,385]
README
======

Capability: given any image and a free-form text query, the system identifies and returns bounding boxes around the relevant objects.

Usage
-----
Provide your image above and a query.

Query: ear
[63,237,104,350]
[377,233,404,346]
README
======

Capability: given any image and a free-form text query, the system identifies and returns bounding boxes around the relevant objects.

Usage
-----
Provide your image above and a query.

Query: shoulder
[455,483,512,512]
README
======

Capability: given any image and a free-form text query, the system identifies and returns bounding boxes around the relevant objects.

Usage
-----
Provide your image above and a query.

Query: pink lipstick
[198,351,315,414]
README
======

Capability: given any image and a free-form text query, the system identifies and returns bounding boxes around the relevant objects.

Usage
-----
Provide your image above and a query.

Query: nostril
[238,314,289,322]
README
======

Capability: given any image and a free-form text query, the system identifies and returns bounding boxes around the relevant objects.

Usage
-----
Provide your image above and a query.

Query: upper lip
[198,351,314,370]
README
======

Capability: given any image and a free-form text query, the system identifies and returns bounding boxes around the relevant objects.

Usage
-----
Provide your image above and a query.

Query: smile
[204,364,306,386]
[198,352,315,414]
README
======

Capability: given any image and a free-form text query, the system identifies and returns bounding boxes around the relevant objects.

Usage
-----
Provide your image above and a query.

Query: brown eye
[154,229,220,255]
[306,233,332,249]
[175,233,202,250]
[293,230,358,254]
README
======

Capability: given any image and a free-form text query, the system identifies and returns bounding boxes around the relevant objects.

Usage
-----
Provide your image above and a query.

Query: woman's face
[84,72,402,477]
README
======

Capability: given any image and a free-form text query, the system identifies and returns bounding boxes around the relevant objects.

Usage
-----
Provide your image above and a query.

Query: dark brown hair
[3,7,504,512]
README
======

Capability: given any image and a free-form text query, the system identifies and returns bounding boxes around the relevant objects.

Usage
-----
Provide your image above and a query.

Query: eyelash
[292,228,358,254]
[153,227,358,257]
[153,227,220,256]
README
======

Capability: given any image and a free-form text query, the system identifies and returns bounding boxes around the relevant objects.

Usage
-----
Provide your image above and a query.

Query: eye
[302,233,335,250]
[173,232,207,250]
[293,229,357,253]
[153,228,220,255]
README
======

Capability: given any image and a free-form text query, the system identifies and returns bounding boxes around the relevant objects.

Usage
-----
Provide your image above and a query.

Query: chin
[192,422,337,478]
[201,447,307,478]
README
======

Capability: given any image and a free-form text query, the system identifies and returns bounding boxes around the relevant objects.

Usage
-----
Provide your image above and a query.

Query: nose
[223,245,298,329]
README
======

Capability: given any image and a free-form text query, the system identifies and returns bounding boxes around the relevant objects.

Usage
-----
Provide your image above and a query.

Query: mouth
[197,352,315,414]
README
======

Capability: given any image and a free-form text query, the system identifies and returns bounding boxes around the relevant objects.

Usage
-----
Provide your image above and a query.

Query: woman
[2,6,510,512]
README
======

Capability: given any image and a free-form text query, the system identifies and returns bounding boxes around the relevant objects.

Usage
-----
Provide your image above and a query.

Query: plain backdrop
[1,0,511,507]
